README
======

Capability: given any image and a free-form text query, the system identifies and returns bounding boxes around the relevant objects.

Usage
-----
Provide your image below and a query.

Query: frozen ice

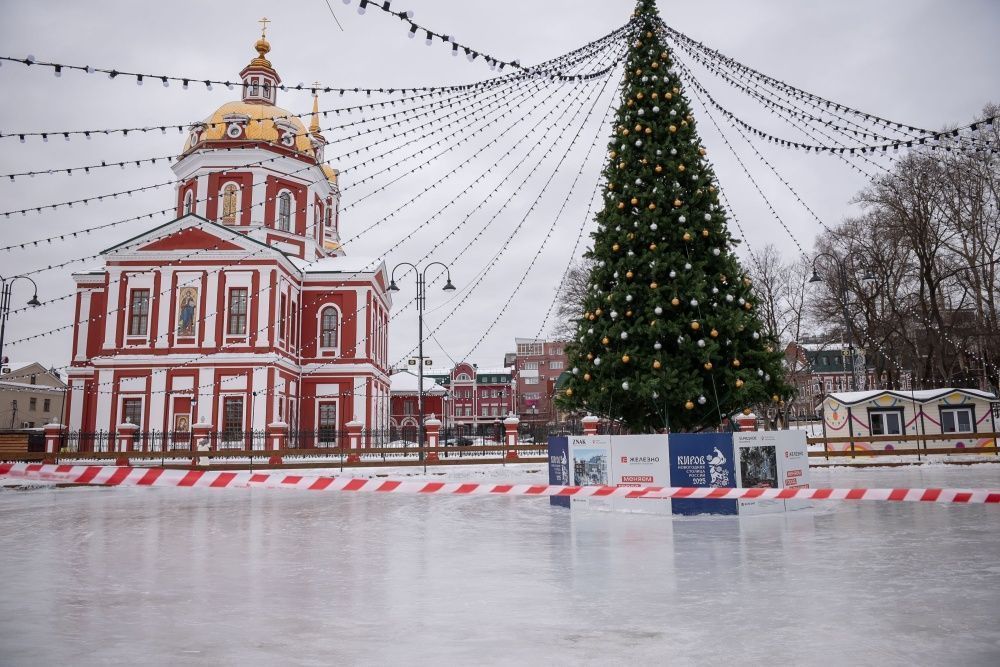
[1,464,998,664]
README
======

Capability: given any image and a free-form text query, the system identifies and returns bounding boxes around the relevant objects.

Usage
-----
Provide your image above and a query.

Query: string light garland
[345,0,635,79]
[0,20,631,102]
[8,39,626,400]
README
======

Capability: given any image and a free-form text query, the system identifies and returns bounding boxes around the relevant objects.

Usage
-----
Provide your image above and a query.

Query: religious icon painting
[177,286,199,337]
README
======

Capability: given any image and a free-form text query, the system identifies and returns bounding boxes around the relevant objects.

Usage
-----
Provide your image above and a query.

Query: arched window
[320,306,339,349]
[278,192,291,231]
[183,190,194,215]
[325,206,333,228]
[221,183,239,224]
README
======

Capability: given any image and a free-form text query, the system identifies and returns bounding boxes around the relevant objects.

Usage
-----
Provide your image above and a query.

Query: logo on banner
[707,447,730,487]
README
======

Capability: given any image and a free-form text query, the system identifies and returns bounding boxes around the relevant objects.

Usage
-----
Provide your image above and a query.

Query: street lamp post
[809,253,874,392]
[388,262,455,461]
[0,275,42,367]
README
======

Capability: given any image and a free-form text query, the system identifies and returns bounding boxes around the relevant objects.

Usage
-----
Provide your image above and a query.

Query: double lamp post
[389,261,455,460]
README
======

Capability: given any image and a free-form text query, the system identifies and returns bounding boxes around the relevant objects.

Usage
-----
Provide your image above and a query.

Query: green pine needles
[561,1,791,432]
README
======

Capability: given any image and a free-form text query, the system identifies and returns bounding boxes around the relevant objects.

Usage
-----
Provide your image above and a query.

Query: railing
[806,431,1000,461]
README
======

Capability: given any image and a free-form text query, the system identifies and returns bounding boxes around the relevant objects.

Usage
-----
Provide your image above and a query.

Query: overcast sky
[1,0,997,372]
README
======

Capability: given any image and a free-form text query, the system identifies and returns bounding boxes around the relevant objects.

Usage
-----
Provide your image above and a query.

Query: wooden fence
[806,432,1000,460]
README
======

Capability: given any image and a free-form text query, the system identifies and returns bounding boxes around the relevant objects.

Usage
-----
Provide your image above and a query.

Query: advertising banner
[735,430,812,513]
[568,435,613,512]
[608,434,671,514]
[777,430,811,511]
[668,433,737,515]
[734,431,784,515]
[547,436,570,508]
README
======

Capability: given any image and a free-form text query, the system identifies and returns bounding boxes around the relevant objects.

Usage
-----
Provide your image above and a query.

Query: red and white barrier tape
[2,463,999,504]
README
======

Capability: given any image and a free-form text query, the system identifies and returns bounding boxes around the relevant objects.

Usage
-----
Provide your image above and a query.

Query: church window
[263,81,271,99]
[318,403,337,446]
[183,190,194,214]
[249,78,259,96]
[227,288,248,336]
[278,192,291,231]
[222,397,244,441]
[122,398,142,427]
[221,183,239,224]
[325,206,333,228]
[128,289,150,336]
[320,306,339,349]
[279,294,286,341]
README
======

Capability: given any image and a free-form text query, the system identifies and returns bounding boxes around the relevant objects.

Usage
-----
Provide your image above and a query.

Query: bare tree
[549,258,595,340]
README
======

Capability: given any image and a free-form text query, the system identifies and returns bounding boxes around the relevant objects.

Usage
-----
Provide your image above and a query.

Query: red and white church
[64,32,392,445]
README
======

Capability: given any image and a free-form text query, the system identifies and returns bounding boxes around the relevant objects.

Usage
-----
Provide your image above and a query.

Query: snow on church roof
[292,256,383,274]
[390,372,447,395]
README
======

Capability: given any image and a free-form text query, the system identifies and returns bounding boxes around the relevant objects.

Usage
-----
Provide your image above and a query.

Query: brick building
[388,370,447,439]
[0,361,67,429]
[509,338,568,426]
[425,363,515,435]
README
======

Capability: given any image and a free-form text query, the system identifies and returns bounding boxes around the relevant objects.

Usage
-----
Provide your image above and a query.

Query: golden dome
[185,101,314,155]
[249,38,273,69]
[322,165,339,184]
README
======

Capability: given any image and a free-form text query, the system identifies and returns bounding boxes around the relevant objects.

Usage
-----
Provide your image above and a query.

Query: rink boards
[547,430,811,516]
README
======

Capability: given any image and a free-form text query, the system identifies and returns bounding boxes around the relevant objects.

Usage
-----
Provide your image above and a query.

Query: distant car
[455,437,474,446]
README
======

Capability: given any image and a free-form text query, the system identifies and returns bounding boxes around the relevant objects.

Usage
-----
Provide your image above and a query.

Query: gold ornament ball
[625,310,633,317]
[744,302,753,311]
[641,158,649,165]
[732,359,741,368]
[702,229,710,237]
[588,314,595,321]
[637,92,645,100]
[565,388,573,397]
[735,379,744,388]
[650,282,658,289]
[586,353,593,360]
[630,197,639,205]
[627,99,635,107]
[709,185,716,193]
[704,361,713,370]
[681,120,688,127]
[635,68,643,75]
[743,277,752,287]
[655,164,663,173]
[691,321,700,331]
[609,150,617,158]
[699,147,707,156]
[645,127,652,135]
[617,202,625,210]
[653,360,661,369]
[660,52,668,60]
[652,92,659,100]
[622,129,630,136]
[601,337,609,345]
[665,92,673,100]
[772,394,780,402]
[648,203,656,211]
[626,270,634,279]
[683,232,692,241]
[651,61,659,69]
[649,243,657,251]
[742,407,752,415]
[710,328,719,338]
[622,354,630,363]
[618,162,626,169]
[645,31,653,38]
[671,297,680,306]
[595,308,602,316]
[678,164,686,172]
[627,232,635,240]
[673,199,682,207]
[612,244,620,252]
[669,124,678,133]
[673,87,680,94]
[684,400,695,410]
[584,373,591,381]
[634,123,643,132]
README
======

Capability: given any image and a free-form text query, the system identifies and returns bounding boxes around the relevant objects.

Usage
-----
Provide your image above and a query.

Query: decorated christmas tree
[561,0,790,432]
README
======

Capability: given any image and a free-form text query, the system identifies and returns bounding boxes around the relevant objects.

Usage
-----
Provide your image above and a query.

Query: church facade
[64,33,392,447]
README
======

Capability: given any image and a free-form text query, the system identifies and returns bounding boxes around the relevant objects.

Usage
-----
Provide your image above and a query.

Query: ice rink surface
[1,463,999,665]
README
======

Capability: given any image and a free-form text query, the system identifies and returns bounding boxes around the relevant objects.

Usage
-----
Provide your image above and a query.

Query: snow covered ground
[1,463,999,665]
